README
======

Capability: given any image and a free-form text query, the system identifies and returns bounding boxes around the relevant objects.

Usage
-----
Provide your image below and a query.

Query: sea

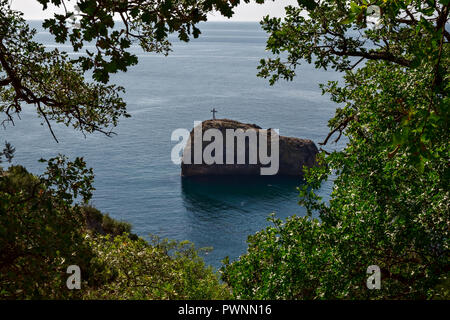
[1,21,346,269]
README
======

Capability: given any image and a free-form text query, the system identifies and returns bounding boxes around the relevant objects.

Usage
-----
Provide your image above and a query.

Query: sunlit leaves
[37,0,245,83]
[85,234,231,299]
[0,3,128,137]
[224,0,449,299]
[0,158,230,299]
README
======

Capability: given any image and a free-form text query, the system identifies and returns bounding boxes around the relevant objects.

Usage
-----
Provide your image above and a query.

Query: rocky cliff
[181,119,318,177]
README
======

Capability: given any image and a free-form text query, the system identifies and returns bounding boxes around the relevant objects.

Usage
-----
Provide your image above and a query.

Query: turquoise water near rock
[1,21,345,269]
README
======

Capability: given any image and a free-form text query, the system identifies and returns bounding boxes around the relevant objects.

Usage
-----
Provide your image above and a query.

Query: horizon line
[24,19,262,23]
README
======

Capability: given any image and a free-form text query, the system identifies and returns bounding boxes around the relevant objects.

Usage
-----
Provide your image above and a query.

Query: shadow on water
[179,175,308,268]
[181,175,305,217]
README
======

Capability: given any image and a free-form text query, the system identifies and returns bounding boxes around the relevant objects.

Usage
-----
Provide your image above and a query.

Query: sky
[10,0,298,21]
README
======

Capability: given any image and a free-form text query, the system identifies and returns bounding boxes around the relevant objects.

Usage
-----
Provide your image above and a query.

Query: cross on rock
[211,108,218,120]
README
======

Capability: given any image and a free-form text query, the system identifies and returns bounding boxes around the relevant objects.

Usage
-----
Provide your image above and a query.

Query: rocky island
[181,119,318,177]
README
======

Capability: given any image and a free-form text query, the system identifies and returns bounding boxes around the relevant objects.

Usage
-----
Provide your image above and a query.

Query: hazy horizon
[11,0,298,22]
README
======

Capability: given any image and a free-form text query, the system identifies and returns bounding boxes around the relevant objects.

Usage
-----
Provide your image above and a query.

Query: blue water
[1,21,345,269]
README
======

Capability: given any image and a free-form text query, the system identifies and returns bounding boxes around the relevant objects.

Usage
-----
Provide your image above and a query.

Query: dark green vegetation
[0,160,230,299]
[0,0,245,299]
[221,0,449,299]
[1,0,448,300]
[0,0,250,139]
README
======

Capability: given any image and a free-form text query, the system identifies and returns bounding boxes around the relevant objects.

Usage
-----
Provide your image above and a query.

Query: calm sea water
[2,21,345,268]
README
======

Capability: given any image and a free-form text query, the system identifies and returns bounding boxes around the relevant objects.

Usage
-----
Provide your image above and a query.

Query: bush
[85,235,231,300]
[222,0,449,300]
[82,205,135,239]
[0,158,230,299]
[0,161,97,299]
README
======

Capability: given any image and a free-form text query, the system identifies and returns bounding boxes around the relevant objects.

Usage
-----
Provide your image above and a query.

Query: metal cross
[211,108,218,120]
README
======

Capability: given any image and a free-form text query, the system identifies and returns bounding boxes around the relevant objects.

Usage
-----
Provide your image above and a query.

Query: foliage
[0,141,14,164]
[85,234,231,300]
[0,0,251,140]
[37,0,245,83]
[82,205,135,238]
[0,2,127,140]
[221,214,332,299]
[0,158,229,299]
[2,0,447,301]
[0,156,97,299]
[222,0,449,299]
[0,0,242,300]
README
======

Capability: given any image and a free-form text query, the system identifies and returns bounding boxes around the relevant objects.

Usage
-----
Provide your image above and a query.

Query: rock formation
[181,119,318,177]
